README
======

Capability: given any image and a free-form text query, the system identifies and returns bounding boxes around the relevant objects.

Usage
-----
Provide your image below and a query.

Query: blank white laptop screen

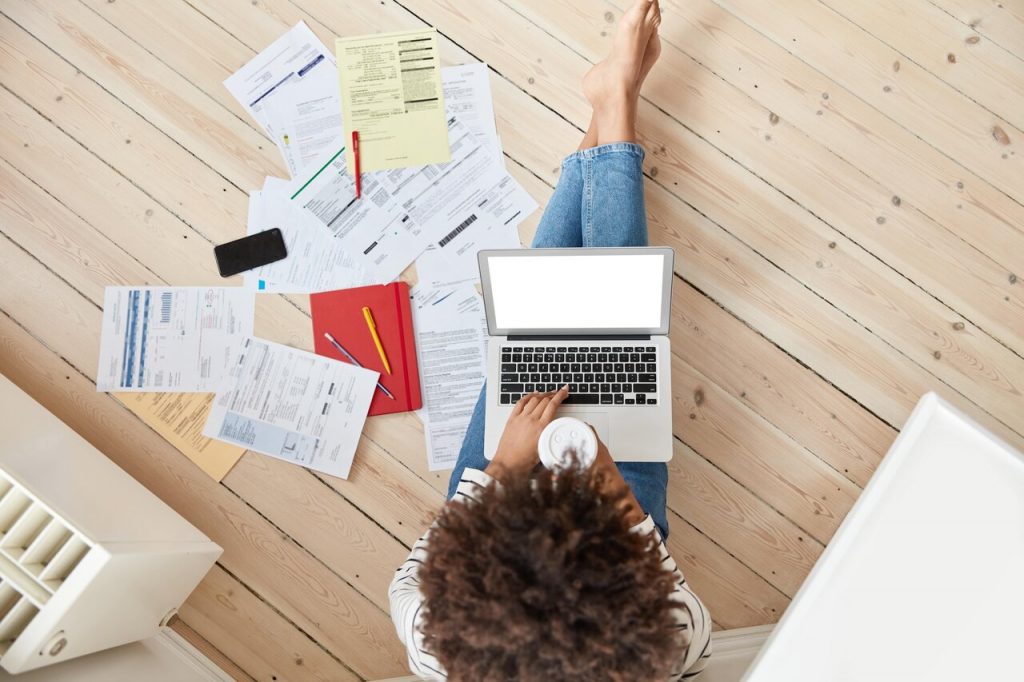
[488,254,665,330]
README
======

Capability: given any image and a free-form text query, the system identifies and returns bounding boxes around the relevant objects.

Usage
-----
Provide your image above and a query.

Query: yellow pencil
[362,306,392,375]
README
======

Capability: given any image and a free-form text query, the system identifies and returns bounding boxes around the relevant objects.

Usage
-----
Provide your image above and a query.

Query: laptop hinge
[507,334,651,341]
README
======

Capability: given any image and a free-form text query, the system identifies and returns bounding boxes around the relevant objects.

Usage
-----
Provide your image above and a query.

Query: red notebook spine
[393,283,413,411]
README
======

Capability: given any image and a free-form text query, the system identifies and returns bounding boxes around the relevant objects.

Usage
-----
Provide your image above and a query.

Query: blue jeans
[447,143,670,538]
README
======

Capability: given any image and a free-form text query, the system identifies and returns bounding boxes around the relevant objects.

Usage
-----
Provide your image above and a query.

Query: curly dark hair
[419,463,686,681]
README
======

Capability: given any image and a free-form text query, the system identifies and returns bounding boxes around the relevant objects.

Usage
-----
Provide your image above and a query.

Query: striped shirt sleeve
[630,514,713,680]
[388,468,494,680]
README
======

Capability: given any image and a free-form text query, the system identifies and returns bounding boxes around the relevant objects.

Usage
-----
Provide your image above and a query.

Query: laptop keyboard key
[634,384,657,393]
[614,394,625,404]
[501,384,524,393]
[636,394,646,404]
[600,384,611,393]
[625,398,635,405]
[501,364,516,372]
[641,353,656,362]
[600,394,613,404]
[589,383,599,393]
[500,394,510,404]
[564,394,599,405]
[638,374,657,382]
[648,398,657,405]
[511,393,521,402]
[501,373,517,382]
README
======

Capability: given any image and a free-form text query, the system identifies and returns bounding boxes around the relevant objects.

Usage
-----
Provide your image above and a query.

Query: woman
[390,2,712,679]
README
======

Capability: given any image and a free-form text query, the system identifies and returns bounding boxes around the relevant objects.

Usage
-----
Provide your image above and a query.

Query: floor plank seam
[673,433,831,552]
[75,0,268,142]
[674,275,899,433]
[171,616,254,682]
[0,8,249,197]
[214,561,368,682]
[305,469,424,552]
[703,0,1024,212]
[816,0,1022,131]
[924,0,1024,60]
[668,511,791,612]
[662,183,1023,443]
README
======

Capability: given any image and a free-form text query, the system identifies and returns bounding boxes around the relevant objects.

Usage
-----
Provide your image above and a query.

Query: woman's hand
[485,386,569,483]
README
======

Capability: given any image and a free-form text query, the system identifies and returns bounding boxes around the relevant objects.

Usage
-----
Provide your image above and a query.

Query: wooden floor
[1,0,1021,678]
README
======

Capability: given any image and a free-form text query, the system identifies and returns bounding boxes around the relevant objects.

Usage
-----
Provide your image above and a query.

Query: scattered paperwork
[337,28,450,172]
[224,21,334,141]
[243,177,369,293]
[97,287,254,393]
[119,392,245,481]
[204,337,378,479]
[412,284,489,470]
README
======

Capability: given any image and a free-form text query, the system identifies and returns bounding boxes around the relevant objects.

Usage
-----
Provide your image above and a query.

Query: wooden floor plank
[667,439,825,597]
[174,568,357,682]
[654,0,1024,281]
[928,0,1024,58]
[822,0,1024,130]
[168,619,255,682]
[717,0,1024,206]
[0,13,247,249]
[669,283,896,489]
[1,1,280,190]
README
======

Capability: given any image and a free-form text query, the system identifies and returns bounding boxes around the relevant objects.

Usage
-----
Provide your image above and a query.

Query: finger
[511,392,529,415]
[519,391,542,414]
[523,391,551,416]
[541,385,570,422]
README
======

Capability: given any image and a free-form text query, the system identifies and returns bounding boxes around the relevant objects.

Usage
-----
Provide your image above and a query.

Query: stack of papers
[222,22,538,471]
[224,21,536,289]
[95,22,536,482]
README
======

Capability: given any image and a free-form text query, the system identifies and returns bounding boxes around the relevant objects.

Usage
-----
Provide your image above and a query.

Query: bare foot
[583,0,661,104]
[637,33,662,90]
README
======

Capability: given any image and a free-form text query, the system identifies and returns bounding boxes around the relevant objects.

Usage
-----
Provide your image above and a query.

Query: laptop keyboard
[499,344,659,406]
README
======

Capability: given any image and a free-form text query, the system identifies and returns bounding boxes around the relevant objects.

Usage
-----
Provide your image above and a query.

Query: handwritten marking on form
[412,285,488,470]
[204,337,378,479]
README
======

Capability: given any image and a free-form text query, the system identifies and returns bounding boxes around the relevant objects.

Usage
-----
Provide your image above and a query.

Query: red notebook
[311,282,422,416]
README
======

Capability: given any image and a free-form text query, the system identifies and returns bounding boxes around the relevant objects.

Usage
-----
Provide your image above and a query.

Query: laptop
[479,247,674,462]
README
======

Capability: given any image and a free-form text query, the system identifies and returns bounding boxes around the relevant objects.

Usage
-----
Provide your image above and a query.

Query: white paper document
[204,337,378,479]
[288,116,534,283]
[416,217,521,291]
[412,284,488,470]
[442,63,501,153]
[262,68,344,178]
[224,22,335,138]
[97,287,255,393]
[243,179,369,293]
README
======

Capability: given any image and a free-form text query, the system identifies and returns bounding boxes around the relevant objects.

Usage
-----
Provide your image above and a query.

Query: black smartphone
[214,228,288,277]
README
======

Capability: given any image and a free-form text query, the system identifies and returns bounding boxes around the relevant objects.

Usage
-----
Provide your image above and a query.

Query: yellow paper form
[336,29,451,172]
[118,393,245,482]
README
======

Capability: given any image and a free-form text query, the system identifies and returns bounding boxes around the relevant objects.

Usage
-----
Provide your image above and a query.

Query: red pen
[352,130,361,199]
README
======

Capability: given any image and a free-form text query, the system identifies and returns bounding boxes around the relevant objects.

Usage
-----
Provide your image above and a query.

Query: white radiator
[0,375,222,674]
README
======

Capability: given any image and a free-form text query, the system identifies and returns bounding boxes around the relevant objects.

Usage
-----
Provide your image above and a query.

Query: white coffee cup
[537,417,598,470]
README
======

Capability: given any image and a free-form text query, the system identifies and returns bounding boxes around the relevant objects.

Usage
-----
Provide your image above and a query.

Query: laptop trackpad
[559,410,610,444]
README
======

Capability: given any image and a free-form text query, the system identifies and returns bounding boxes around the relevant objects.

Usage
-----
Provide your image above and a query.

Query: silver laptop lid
[478,247,674,336]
